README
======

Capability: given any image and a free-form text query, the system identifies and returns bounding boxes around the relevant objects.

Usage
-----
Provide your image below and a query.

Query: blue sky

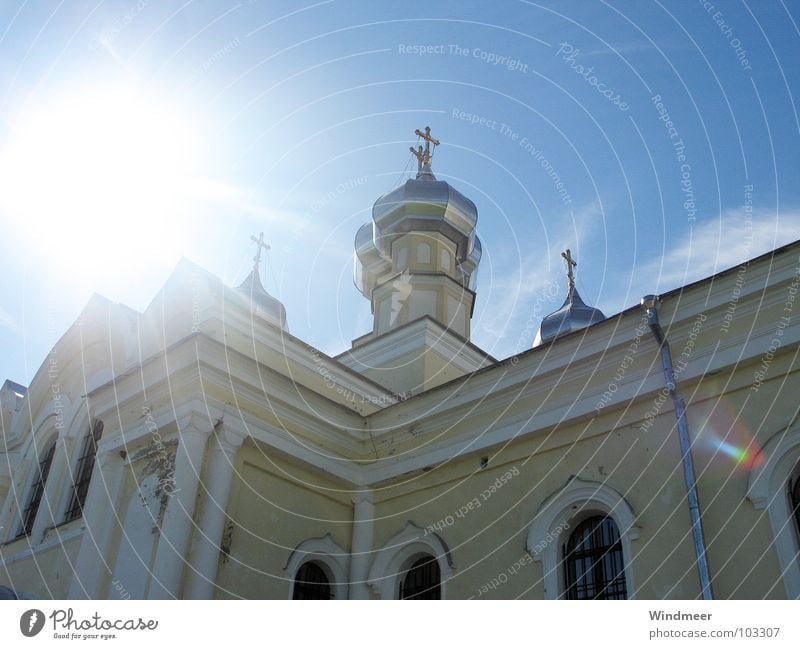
[1,0,799,385]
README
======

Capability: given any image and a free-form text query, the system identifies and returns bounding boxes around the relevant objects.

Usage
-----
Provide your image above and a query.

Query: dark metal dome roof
[533,285,605,347]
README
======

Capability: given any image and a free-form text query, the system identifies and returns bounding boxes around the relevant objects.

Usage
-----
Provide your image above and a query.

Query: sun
[0,86,200,281]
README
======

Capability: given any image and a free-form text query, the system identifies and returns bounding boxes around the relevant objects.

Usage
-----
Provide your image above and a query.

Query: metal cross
[562,248,577,289]
[409,126,440,174]
[250,232,270,273]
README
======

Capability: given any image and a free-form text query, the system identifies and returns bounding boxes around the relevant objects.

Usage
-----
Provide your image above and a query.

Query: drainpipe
[641,295,714,600]
[349,492,374,599]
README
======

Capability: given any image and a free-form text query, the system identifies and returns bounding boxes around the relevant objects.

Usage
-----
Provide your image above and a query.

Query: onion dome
[354,127,482,298]
[238,232,288,331]
[533,249,604,347]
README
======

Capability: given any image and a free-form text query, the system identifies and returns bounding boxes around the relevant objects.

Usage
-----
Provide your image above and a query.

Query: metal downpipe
[641,295,714,600]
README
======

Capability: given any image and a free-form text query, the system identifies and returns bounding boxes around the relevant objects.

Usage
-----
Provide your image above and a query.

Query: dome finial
[238,232,288,330]
[409,126,440,179]
[250,231,271,277]
[532,248,605,347]
[561,248,577,290]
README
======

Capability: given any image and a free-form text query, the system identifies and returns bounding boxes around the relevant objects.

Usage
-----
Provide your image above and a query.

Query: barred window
[563,515,627,600]
[400,555,441,600]
[292,562,332,600]
[791,466,800,542]
[64,420,104,522]
[17,440,57,537]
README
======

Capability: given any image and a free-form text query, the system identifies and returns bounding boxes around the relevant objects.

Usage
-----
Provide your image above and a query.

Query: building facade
[1,133,799,600]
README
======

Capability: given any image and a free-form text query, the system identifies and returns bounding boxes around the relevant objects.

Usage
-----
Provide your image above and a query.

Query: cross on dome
[250,232,271,275]
[409,126,440,177]
[561,248,577,289]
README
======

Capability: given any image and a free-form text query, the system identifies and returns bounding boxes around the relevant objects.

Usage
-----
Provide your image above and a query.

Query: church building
[1,128,799,599]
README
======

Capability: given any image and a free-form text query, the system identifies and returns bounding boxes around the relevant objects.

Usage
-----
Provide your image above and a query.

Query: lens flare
[698,400,764,471]
[713,438,754,466]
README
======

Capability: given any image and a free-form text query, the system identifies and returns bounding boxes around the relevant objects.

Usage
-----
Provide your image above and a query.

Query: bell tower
[353,127,482,339]
[341,128,491,396]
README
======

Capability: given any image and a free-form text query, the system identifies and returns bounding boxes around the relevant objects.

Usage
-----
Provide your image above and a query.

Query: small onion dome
[237,268,288,330]
[533,285,605,347]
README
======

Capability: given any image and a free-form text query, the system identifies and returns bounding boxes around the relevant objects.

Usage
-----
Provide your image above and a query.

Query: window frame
[292,560,333,600]
[439,248,451,273]
[63,419,104,522]
[284,534,350,600]
[367,522,452,599]
[17,438,57,538]
[747,427,800,598]
[416,242,432,264]
[399,554,441,600]
[527,478,639,600]
[562,515,628,600]
[791,468,800,543]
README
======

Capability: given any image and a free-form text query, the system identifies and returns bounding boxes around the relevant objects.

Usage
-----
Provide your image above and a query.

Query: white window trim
[367,521,453,599]
[746,426,800,598]
[526,478,639,600]
[284,534,350,600]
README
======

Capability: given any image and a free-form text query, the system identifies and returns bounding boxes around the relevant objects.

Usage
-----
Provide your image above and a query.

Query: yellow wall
[1,528,83,598]
[215,441,353,599]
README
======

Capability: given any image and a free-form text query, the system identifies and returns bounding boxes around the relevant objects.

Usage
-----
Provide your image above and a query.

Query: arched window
[397,247,408,270]
[17,439,57,537]
[747,430,800,597]
[527,479,638,599]
[417,243,431,264]
[400,555,441,600]
[64,419,104,522]
[439,249,451,272]
[367,522,452,599]
[292,561,332,600]
[563,515,627,599]
[791,464,800,541]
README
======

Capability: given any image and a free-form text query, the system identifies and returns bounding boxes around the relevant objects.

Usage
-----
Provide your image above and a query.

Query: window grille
[790,470,800,543]
[64,420,104,522]
[400,555,441,600]
[563,515,627,599]
[292,561,332,600]
[17,440,57,537]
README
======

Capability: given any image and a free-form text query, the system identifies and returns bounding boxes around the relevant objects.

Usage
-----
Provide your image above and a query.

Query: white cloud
[643,208,800,292]
[591,207,800,319]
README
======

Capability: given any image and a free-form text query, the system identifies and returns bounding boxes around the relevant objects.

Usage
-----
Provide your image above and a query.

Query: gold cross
[409,126,440,174]
[250,232,270,273]
[562,249,577,289]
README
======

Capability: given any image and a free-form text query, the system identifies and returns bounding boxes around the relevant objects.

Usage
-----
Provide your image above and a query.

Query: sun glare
[0,87,200,280]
